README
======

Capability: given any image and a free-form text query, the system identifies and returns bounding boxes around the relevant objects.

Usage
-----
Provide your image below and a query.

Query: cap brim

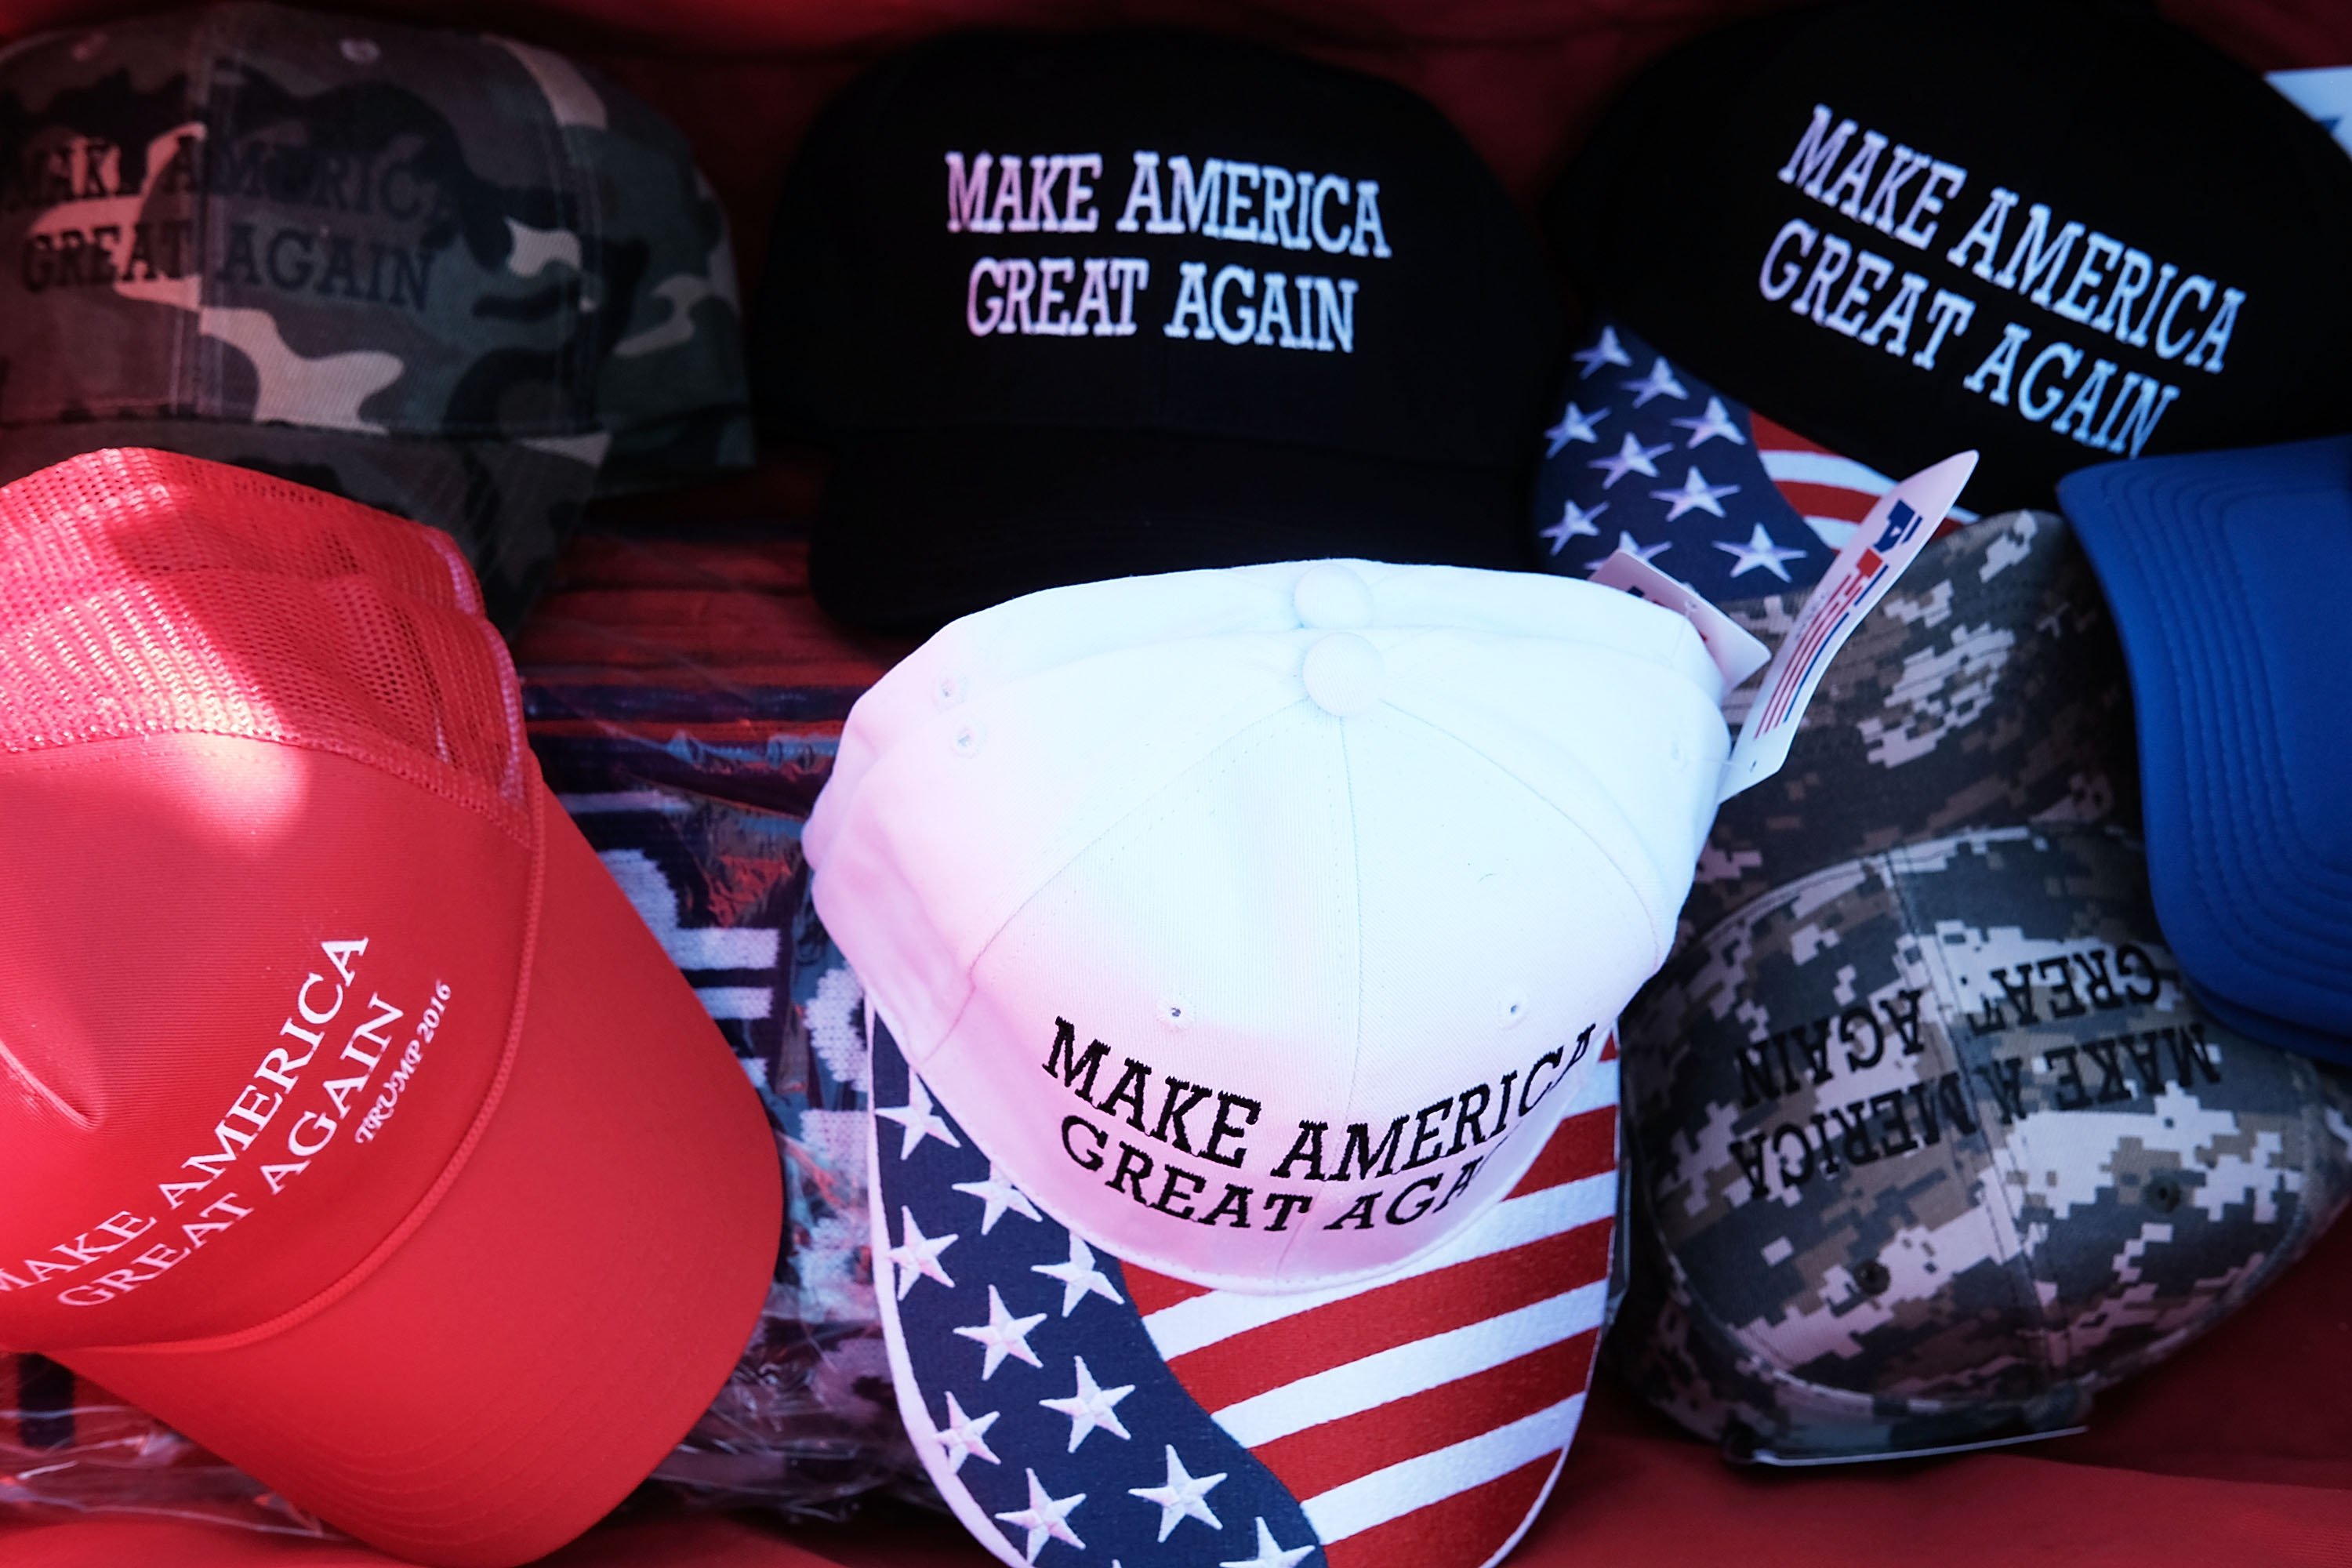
[66,789,782,1568]
[0,423,599,630]
[2058,438,2352,1049]
[2188,977,2352,1069]
[866,1007,1613,1568]
[812,426,1529,636]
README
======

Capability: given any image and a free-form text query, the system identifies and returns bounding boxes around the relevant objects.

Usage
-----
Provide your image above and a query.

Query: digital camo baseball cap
[808,559,1734,1564]
[2058,436,2352,1066]
[760,32,1561,633]
[1546,0,2352,517]
[1612,510,2352,1462]
[0,449,781,1566]
[0,2,752,627]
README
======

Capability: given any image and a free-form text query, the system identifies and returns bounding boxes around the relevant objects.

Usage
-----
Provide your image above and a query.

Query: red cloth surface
[3,0,2351,1563]
[6,1065,2349,1566]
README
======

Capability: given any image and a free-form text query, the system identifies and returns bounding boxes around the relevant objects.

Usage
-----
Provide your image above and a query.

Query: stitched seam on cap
[1378,700,1669,971]
[191,5,234,423]
[2145,474,2349,973]
[532,49,584,435]
[1274,717,1367,1283]
[1886,829,2054,1393]
[942,699,1305,1043]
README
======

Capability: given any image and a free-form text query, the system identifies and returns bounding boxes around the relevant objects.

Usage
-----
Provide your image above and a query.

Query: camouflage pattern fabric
[1613,510,2352,1461]
[1617,826,2352,1462]
[0,3,751,625]
[1683,510,2139,946]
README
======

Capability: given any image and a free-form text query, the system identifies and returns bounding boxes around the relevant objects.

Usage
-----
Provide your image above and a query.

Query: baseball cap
[1610,510,2352,1462]
[0,3,753,628]
[0,449,782,1566]
[808,557,1734,1564]
[1547,0,2352,517]
[760,31,1561,634]
[2058,435,2352,1065]
[1682,507,2139,935]
[1530,317,1978,597]
[865,1008,1620,1568]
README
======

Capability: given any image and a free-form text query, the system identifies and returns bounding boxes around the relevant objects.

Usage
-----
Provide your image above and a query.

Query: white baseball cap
[808,558,1734,1567]
[808,558,1730,1293]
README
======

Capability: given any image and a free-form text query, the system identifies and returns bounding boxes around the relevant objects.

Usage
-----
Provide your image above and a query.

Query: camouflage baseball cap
[0,3,751,626]
[1680,509,2140,943]
[1612,513,2352,1463]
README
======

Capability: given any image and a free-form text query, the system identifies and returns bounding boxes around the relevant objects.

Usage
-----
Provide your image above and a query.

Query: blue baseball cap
[2058,434,2352,1065]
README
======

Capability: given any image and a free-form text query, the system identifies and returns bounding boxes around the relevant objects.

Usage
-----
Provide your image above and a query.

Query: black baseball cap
[758,30,1560,633]
[1547,0,2352,514]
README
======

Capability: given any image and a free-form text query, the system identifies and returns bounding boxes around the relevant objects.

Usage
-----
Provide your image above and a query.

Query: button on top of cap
[1294,562,1374,629]
[1302,633,1384,717]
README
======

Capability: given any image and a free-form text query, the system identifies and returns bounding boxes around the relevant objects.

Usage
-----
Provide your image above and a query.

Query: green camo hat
[1613,513,2352,1463]
[0,3,751,625]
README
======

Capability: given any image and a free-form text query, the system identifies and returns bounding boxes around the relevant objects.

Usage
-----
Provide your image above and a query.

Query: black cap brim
[811,426,1530,636]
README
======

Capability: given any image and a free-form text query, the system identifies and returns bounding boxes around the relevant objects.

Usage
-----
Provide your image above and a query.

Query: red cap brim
[67,791,782,1568]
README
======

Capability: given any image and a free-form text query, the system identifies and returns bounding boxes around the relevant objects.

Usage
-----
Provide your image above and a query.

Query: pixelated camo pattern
[1617,824,2352,1461]
[1685,510,2139,944]
[1613,510,2352,1460]
[0,2,750,622]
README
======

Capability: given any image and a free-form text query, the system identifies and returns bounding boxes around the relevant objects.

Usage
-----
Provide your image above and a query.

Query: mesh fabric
[0,450,481,615]
[0,453,530,844]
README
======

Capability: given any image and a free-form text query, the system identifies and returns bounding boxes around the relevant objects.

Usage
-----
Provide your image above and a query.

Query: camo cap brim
[0,2,750,620]
[1616,824,2352,1464]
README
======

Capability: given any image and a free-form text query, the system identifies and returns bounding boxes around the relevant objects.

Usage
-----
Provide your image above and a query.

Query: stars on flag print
[868,1013,1621,1568]
[1530,319,1930,599]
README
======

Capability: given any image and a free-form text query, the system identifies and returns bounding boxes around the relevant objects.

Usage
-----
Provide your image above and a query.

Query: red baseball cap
[0,450,782,1567]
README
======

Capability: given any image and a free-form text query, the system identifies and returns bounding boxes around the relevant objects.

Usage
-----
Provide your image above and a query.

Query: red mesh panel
[0,450,481,615]
[0,457,529,844]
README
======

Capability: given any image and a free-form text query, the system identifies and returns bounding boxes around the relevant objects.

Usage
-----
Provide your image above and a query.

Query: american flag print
[1530,318,1970,601]
[869,1012,1621,1568]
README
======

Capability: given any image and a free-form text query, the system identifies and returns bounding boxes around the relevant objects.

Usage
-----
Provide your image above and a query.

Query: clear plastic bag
[525,715,923,1520]
[0,1356,332,1537]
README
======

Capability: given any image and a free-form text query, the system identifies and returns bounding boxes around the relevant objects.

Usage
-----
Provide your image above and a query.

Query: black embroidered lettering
[1044,1018,1109,1101]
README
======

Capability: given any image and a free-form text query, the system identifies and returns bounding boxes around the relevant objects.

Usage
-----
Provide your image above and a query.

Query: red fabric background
[3,0,2350,1562]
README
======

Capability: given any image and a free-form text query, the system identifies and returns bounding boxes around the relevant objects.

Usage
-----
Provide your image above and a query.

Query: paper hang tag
[1718,450,1979,803]
[1737,1423,2089,1468]
[1588,549,1772,691]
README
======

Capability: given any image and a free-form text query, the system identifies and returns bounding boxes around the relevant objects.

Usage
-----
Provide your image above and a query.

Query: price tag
[1719,450,1978,802]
